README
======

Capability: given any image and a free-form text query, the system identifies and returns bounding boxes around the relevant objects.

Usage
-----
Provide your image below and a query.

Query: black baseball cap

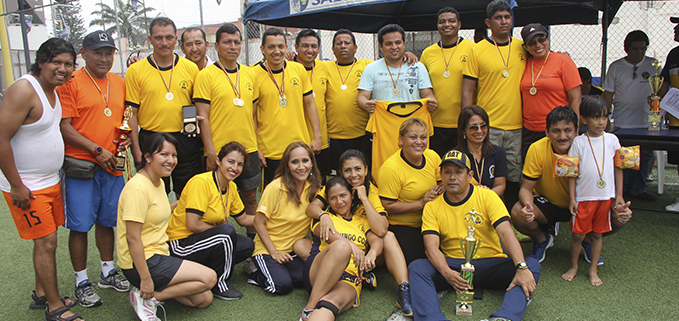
[82,30,117,50]
[521,23,548,43]
[671,17,679,24]
[440,149,471,170]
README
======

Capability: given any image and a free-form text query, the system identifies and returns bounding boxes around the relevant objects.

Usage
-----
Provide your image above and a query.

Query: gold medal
[492,37,512,80]
[184,123,196,133]
[104,107,112,117]
[233,98,244,107]
[218,61,244,109]
[529,87,537,95]
[443,70,450,78]
[165,92,174,101]
[502,70,509,78]
[529,51,551,97]
[280,98,287,107]
[392,88,400,96]
[150,54,176,104]
[597,179,606,188]
[340,84,348,91]
[386,59,403,98]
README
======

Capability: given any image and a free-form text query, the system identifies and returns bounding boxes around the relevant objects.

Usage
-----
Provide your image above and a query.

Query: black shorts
[329,134,372,172]
[521,127,546,162]
[668,126,679,165]
[532,195,571,231]
[122,254,182,292]
[389,224,426,265]
[263,158,282,187]
[315,148,332,177]
[234,151,262,192]
[430,127,458,158]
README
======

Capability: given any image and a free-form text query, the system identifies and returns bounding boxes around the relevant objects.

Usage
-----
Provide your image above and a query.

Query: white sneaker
[130,289,164,321]
[666,199,679,212]
[243,257,258,274]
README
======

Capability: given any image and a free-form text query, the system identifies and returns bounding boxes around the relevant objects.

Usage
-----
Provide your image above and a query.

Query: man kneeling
[409,150,539,321]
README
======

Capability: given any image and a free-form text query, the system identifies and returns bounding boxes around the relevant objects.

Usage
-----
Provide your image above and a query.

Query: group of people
[1,0,677,320]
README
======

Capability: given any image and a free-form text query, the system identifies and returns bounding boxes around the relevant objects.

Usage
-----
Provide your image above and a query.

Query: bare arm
[303,94,322,153]
[196,101,216,171]
[614,166,624,207]
[518,178,538,222]
[603,91,614,110]
[423,234,468,292]
[60,118,118,170]
[354,186,388,237]
[491,176,507,197]
[496,220,535,299]
[419,88,438,112]
[381,185,441,215]
[254,211,291,264]
[185,212,216,234]
[364,231,384,271]
[306,198,337,241]
[126,221,155,299]
[568,177,577,215]
[128,106,142,164]
[461,78,477,108]
[253,101,266,167]
[567,86,582,118]
[357,90,376,114]
[233,212,254,227]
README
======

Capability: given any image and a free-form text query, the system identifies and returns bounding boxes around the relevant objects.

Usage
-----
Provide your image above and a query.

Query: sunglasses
[467,123,488,131]
[527,35,548,47]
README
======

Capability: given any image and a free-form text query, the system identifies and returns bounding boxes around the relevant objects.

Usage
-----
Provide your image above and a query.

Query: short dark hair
[30,38,77,76]
[296,29,320,46]
[580,96,609,118]
[332,29,356,46]
[437,6,460,22]
[215,23,241,43]
[377,24,405,45]
[546,105,579,131]
[487,0,511,19]
[324,176,360,215]
[217,141,249,169]
[139,133,179,170]
[578,67,592,81]
[149,17,176,35]
[261,27,286,47]
[624,30,649,52]
[180,27,206,46]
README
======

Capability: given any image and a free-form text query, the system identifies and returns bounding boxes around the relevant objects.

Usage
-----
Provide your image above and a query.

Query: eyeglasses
[632,65,638,79]
[527,35,547,47]
[467,123,488,131]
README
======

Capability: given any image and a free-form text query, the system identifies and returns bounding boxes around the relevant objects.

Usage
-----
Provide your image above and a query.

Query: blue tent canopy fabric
[244,0,623,33]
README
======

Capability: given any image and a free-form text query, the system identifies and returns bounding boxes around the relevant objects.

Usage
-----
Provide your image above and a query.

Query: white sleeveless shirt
[0,75,64,192]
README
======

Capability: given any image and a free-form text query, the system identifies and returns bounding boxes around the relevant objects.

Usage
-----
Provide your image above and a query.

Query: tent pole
[601,0,609,81]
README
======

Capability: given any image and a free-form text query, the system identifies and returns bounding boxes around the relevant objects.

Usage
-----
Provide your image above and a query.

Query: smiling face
[180,29,208,65]
[341,157,367,187]
[333,34,357,64]
[38,52,75,88]
[145,141,178,178]
[465,114,488,146]
[217,150,245,182]
[399,124,428,159]
[442,163,472,196]
[437,11,461,39]
[525,34,550,59]
[261,34,287,70]
[149,24,177,59]
[379,31,405,63]
[546,120,576,155]
[327,184,353,216]
[295,35,319,65]
[288,146,313,183]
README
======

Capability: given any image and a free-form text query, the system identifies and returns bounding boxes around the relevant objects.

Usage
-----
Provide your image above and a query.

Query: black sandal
[30,291,76,310]
[44,305,82,321]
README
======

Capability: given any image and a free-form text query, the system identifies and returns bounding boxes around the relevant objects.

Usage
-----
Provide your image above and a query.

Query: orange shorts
[570,199,612,235]
[3,183,64,240]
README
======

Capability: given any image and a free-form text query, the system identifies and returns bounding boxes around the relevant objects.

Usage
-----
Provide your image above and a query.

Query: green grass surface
[1,168,678,320]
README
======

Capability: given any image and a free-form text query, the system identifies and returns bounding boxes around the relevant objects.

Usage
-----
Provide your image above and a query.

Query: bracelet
[318,211,329,219]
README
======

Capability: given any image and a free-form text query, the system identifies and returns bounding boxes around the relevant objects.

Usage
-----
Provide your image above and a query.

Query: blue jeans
[409,256,541,321]
[623,149,655,196]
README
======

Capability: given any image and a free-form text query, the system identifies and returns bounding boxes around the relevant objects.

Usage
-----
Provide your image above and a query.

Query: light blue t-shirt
[358,59,432,102]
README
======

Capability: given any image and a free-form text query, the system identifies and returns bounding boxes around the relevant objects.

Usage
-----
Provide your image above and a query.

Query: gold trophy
[114,106,133,171]
[456,208,482,316]
[648,58,664,131]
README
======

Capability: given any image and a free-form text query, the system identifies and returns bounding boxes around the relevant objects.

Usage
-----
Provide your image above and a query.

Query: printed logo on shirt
[642,71,650,80]
[291,77,300,87]
[355,70,362,78]
[246,82,254,92]
[460,55,468,63]
[179,80,189,92]
[519,53,526,63]
[489,165,495,179]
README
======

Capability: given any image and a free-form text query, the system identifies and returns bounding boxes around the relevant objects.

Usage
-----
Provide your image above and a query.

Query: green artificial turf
[1,168,678,320]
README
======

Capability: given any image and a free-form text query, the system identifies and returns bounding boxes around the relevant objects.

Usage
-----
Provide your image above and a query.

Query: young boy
[562,96,625,286]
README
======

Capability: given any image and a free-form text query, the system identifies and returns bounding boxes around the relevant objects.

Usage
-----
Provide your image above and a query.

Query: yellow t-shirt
[315,182,386,216]
[421,39,475,128]
[253,178,314,255]
[422,185,509,259]
[253,61,313,160]
[463,38,527,130]
[193,62,258,153]
[116,174,171,270]
[378,149,441,228]
[125,54,199,132]
[324,59,373,140]
[305,60,329,149]
[366,99,434,181]
[310,211,372,277]
[166,171,245,241]
[523,137,569,208]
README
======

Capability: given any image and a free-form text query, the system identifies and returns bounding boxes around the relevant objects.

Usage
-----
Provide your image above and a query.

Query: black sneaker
[362,271,377,289]
[396,282,412,316]
[214,287,243,301]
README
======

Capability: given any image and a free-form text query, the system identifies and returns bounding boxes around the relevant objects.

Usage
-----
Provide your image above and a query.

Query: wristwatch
[516,261,528,270]
[92,145,103,156]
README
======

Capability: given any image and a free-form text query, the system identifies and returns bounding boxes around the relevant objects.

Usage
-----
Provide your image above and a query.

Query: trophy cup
[648,58,664,131]
[114,106,133,171]
[456,208,482,316]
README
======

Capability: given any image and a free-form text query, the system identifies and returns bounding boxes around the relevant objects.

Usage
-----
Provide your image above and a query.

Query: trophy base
[648,113,662,131]
[456,303,472,316]
[114,155,126,172]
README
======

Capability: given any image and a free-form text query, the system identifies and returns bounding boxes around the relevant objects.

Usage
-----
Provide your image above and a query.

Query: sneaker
[299,308,313,321]
[529,232,554,263]
[581,241,604,266]
[130,289,164,321]
[362,271,377,289]
[213,287,243,301]
[481,318,511,321]
[630,191,658,202]
[243,257,258,274]
[666,199,679,212]
[74,280,103,307]
[647,173,654,181]
[98,270,130,292]
[396,282,413,317]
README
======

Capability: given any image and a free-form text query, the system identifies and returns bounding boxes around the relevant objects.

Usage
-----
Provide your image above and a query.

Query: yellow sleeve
[228,181,246,217]
[523,143,544,179]
[421,201,439,234]
[368,184,386,214]
[183,176,210,214]
[301,65,313,95]
[257,180,281,218]
[120,183,150,223]
[378,165,402,201]
[193,68,212,102]
[251,66,260,101]
[124,64,140,106]
[485,190,511,225]
[462,44,479,79]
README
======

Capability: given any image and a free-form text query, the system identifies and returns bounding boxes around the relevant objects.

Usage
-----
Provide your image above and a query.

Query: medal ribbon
[530,51,551,89]
[385,59,403,91]
[265,60,285,99]
[440,37,460,73]
[83,67,109,109]
[492,38,511,73]
[150,53,174,94]
[586,132,605,183]
[218,61,241,99]
[336,59,356,87]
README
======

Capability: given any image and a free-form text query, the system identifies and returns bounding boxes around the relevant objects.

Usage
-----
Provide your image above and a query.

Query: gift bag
[614,145,640,170]
[554,154,580,178]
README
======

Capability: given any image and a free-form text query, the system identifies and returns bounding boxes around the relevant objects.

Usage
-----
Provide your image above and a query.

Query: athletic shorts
[430,127,458,158]
[3,183,64,240]
[315,148,332,178]
[521,127,546,162]
[488,128,522,182]
[532,195,572,231]
[122,254,182,292]
[64,171,124,232]
[329,134,372,172]
[234,151,262,192]
[571,199,612,235]
[303,251,361,308]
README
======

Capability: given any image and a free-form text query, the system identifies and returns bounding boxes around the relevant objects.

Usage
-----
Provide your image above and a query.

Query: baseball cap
[82,30,117,50]
[521,23,548,43]
[671,17,679,24]
[440,149,471,170]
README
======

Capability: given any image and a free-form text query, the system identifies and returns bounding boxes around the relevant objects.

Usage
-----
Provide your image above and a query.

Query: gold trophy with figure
[456,208,482,316]
[114,106,133,171]
[648,58,664,131]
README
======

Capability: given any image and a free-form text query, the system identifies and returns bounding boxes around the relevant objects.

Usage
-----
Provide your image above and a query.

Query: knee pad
[315,300,339,317]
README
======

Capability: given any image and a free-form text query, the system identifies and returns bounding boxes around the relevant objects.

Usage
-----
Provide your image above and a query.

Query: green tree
[89,0,155,48]
[52,0,87,49]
